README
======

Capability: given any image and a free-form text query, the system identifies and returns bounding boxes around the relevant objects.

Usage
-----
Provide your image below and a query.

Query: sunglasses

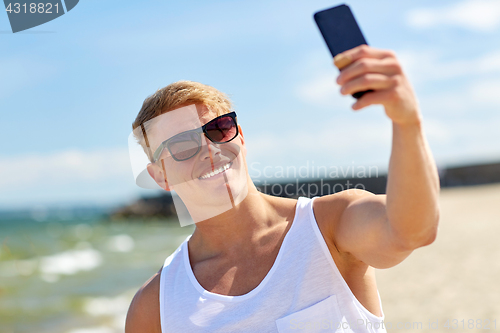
[152,112,239,162]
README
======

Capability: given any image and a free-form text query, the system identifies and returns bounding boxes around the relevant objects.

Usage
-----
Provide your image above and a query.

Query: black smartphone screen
[314,4,371,99]
[313,4,368,58]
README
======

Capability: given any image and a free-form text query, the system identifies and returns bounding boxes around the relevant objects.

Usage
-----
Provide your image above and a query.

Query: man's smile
[198,162,233,180]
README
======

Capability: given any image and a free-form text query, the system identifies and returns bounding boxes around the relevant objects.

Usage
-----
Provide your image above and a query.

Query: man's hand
[335,45,421,126]
[316,45,440,268]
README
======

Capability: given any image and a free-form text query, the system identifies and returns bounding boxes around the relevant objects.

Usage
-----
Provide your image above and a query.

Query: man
[125,45,440,333]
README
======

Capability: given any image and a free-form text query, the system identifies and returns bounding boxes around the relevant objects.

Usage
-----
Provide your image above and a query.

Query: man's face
[146,104,248,222]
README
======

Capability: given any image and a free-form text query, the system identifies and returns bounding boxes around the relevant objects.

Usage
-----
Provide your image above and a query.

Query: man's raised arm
[316,45,440,268]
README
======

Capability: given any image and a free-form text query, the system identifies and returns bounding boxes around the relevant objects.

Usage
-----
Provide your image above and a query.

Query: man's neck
[187,189,293,261]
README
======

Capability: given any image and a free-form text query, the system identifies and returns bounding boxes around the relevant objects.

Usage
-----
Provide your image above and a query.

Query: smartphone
[314,4,372,99]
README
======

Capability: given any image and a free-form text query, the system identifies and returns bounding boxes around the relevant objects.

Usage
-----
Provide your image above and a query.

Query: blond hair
[132,81,233,161]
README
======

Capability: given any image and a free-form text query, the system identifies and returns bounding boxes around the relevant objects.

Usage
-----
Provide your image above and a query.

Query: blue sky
[1,0,500,209]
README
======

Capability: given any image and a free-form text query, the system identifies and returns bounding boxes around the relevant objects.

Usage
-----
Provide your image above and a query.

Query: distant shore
[111,160,500,220]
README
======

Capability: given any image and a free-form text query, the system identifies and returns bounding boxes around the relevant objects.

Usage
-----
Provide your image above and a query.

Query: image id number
[444,319,497,330]
[6,2,60,14]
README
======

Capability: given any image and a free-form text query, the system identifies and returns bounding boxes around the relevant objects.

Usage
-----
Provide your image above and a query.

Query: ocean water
[0,216,194,333]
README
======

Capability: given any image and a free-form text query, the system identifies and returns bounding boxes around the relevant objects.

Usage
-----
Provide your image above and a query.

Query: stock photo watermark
[288,318,498,331]
[250,161,380,179]
[3,0,79,33]
[250,161,382,197]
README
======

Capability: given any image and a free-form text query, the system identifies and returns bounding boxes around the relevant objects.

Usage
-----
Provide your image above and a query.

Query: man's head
[131,81,250,223]
[132,80,234,161]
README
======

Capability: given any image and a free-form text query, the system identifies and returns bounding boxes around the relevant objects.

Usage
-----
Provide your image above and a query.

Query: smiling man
[138,103,249,223]
[125,45,440,333]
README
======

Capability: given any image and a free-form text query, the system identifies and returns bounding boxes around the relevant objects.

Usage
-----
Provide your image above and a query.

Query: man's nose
[199,135,221,161]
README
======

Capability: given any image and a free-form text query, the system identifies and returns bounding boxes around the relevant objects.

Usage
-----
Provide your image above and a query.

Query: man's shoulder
[312,189,375,255]
[125,268,162,333]
[313,189,374,226]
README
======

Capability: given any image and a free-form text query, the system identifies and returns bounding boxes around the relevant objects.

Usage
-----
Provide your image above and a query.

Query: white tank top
[159,197,387,333]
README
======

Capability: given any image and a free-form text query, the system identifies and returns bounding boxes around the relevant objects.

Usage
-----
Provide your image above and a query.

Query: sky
[1,0,500,210]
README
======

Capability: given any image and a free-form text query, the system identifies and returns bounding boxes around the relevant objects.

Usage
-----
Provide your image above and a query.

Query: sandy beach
[376,183,500,332]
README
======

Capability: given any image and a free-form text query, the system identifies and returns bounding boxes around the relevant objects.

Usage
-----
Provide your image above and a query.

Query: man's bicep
[125,291,147,333]
[335,190,413,268]
[125,273,161,333]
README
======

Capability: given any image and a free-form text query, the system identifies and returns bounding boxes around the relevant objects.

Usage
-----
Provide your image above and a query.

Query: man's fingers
[333,53,354,70]
[337,57,402,85]
[340,73,395,96]
[334,45,395,70]
[351,89,393,110]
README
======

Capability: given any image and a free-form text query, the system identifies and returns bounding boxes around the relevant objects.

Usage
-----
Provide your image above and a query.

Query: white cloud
[295,73,354,110]
[397,49,500,86]
[297,47,500,107]
[477,50,500,72]
[417,77,500,118]
[418,91,470,116]
[293,50,356,110]
[407,0,500,32]
[469,78,500,105]
[245,115,392,175]
[285,47,500,174]
[0,147,132,190]
[416,80,500,165]
[422,118,454,145]
[430,116,500,166]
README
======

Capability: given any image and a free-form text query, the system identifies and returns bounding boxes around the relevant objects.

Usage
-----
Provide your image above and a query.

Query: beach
[1,183,499,333]
[376,183,500,332]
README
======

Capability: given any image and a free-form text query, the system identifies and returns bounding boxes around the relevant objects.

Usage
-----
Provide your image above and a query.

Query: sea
[0,211,194,333]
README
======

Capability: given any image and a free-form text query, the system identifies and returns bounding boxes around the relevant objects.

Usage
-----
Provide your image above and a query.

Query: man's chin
[180,179,248,217]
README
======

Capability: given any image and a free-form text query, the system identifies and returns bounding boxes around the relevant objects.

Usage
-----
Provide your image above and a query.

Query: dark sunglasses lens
[168,132,201,161]
[205,115,237,143]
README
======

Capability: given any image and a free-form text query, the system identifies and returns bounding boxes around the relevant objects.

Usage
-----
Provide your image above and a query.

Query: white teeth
[199,163,231,179]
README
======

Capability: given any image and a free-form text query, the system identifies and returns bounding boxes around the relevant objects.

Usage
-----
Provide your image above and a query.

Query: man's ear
[147,162,170,191]
[237,125,247,157]
[238,125,245,145]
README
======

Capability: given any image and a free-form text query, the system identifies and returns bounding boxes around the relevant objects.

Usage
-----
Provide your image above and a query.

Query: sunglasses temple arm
[141,124,154,162]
